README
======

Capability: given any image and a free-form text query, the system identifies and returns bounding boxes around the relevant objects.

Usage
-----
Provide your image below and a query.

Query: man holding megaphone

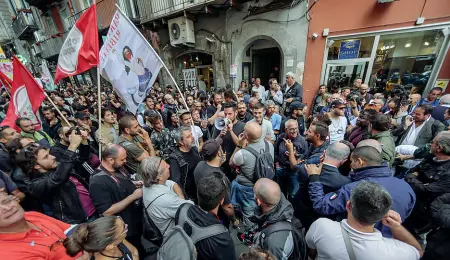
[212,102,245,181]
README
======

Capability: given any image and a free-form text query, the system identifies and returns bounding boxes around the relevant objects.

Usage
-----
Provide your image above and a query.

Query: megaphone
[214,117,229,130]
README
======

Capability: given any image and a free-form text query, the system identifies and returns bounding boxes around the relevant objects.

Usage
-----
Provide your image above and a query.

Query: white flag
[40,61,56,91]
[100,9,163,114]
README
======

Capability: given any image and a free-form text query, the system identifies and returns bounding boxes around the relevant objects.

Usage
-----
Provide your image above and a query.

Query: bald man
[356,139,382,154]
[230,122,275,227]
[251,178,297,260]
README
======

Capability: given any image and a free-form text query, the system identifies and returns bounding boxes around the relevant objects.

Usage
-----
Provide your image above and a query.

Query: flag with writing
[54,4,99,83]
[41,60,56,91]
[100,8,162,114]
[1,56,45,130]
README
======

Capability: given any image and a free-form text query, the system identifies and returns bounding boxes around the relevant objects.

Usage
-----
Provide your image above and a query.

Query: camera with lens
[346,93,361,104]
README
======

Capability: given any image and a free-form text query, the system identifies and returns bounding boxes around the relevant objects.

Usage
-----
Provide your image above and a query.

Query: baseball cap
[74,111,89,119]
[178,109,191,117]
[201,138,223,158]
[143,109,157,118]
[289,101,306,110]
[330,100,345,108]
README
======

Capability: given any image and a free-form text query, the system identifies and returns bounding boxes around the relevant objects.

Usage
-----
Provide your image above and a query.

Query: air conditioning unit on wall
[168,16,195,47]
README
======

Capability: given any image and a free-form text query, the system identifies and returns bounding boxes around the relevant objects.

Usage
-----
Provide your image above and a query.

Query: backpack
[260,217,307,260]
[244,141,275,182]
[142,194,169,249]
[157,203,228,260]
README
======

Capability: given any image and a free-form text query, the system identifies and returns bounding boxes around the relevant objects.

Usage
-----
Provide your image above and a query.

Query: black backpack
[157,203,228,260]
[244,141,275,182]
[260,217,307,260]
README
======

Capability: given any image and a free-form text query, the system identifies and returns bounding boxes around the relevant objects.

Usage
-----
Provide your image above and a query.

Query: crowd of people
[0,73,449,260]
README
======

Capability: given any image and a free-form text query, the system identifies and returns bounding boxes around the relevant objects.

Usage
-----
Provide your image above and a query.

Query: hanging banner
[338,39,361,60]
[0,59,13,79]
[183,69,197,89]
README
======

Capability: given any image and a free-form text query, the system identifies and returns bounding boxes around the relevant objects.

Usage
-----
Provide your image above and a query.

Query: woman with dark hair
[64,216,138,259]
[166,110,179,131]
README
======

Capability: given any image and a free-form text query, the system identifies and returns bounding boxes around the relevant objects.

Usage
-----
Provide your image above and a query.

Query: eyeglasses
[114,216,128,240]
[23,143,40,155]
[286,127,298,132]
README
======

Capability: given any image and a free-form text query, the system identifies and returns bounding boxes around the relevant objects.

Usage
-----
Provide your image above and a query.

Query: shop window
[370,30,445,94]
[327,36,375,60]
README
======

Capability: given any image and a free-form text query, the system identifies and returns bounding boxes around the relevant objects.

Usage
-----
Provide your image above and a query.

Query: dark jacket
[295,141,329,183]
[168,146,199,198]
[42,119,62,140]
[393,117,445,148]
[309,165,416,238]
[274,133,308,169]
[406,158,450,201]
[319,164,352,193]
[251,196,295,260]
[50,142,94,181]
[281,81,303,111]
[27,149,91,224]
[293,163,350,229]
[422,193,450,260]
[237,111,254,123]
[431,105,448,123]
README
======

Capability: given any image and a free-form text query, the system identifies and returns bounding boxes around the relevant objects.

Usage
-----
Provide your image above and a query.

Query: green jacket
[372,131,396,166]
[21,130,55,148]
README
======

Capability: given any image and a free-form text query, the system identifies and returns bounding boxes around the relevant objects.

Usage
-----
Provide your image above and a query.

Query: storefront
[319,24,450,95]
[175,51,214,91]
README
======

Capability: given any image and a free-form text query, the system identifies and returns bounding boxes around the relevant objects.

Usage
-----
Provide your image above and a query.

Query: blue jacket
[296,141,329,183]
[309,165,416,238]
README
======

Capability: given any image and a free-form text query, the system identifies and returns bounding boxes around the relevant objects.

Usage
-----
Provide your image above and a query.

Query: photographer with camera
[15,129,98,224]
[50,126,95,181]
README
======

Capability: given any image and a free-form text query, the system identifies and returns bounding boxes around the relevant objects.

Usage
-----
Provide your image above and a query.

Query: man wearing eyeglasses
[404,131,450,238]
[0,191,89,260]
[328,100,349,144]
[274,119,308,199]
[281,101,307,137]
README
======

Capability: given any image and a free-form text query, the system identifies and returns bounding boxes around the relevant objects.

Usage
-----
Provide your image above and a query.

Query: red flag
[1,56,45,131]
[0,69,12,93]
[54,4,98,83]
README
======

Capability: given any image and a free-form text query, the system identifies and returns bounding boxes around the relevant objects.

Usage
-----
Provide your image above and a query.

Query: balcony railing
[67,0,139,30]
[137,0,216,23]
[40,32,67,59]
[12,11,38,40]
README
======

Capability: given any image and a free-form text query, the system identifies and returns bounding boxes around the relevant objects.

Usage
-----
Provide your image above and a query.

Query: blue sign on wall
[338,40,361,60]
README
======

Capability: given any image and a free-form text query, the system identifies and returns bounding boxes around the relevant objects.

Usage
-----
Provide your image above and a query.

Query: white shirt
[401,117,430,146]
[329,116,347,144]
[252,85,266,102]
[191,125,203,147]
[306,218,420,260]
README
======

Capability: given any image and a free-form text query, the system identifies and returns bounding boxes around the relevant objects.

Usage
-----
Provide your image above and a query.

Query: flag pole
[115,5,189,111]
[43,92,72,127]
[97,66,102,158]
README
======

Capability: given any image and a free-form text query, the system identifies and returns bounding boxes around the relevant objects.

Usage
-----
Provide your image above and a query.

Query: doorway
[241,39,282,88]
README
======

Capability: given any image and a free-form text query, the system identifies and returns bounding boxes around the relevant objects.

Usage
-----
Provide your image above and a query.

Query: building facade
[302,0,450,108]
[139,0,310,91]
